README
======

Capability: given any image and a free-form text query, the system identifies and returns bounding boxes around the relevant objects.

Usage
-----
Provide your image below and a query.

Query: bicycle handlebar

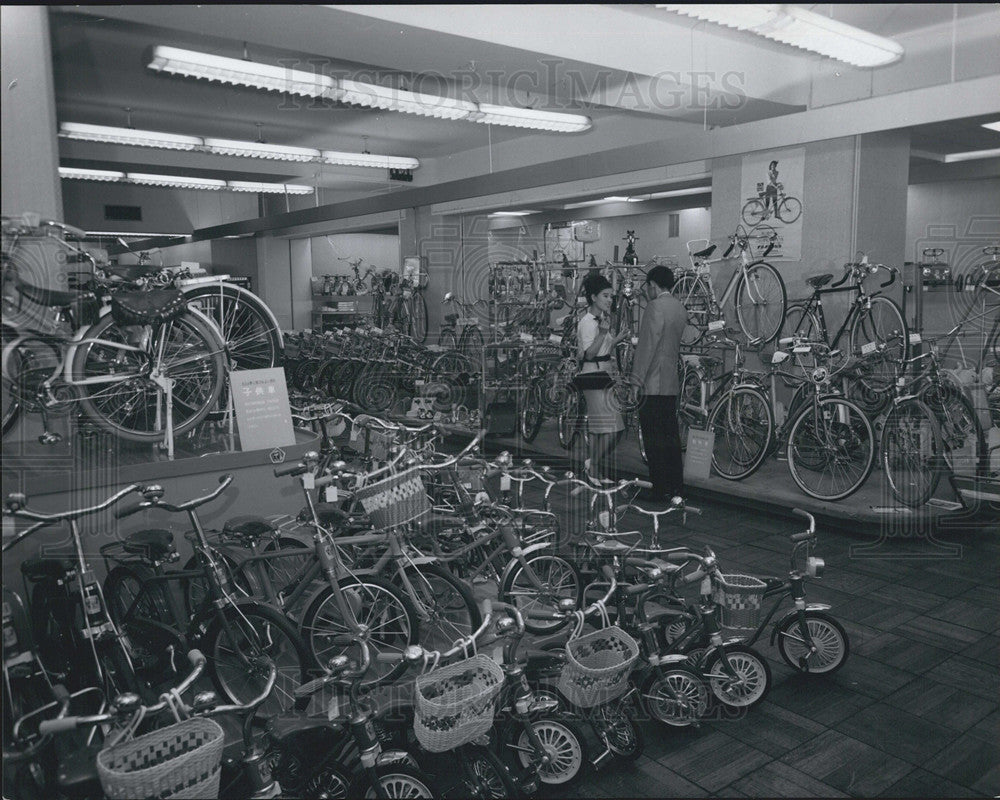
[117,475,233,518]
[879,266,897,289]
[375,600,495,666]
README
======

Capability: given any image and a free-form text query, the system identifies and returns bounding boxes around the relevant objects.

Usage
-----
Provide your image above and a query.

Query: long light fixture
[59,122,420,170]
[59,167,312,194]
[912,148,1000,164]
[147,46,592,133]
[657,5,904,68]
[981,122,1000,133]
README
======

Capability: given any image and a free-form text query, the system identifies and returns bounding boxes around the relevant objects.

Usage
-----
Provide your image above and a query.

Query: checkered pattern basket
[96,718,224,800]
[355,467,430,529]
[558,625,639,709]
[414,654,504,752]
[712,573,766,630]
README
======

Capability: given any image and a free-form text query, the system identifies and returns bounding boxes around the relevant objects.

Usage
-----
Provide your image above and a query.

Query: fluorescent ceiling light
[321,150,420,170]
[59,167,126,181]
[147,46,592,133]
[60,122,203,150]
[602,196,630,202]
[942,148,1000,164]
[646,187,712,199]
[228,181,313,194]
[202,138,321,161]
[489,211,537,217]
[982,122,1000,133]
[85,231,188,238]
[128,173,228,190]
[658,5,904,67]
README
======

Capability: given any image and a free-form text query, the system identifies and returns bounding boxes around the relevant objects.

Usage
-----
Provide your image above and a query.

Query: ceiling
[47,4,1000,226]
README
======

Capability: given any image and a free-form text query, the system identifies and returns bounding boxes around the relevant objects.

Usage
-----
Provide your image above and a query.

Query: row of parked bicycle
[2,404,848,798]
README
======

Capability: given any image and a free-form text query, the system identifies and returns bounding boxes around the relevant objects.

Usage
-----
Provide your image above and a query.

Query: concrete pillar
[403,206,472,338]
[1,6,62,219]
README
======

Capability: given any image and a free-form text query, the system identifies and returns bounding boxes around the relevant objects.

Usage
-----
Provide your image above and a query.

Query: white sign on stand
[231,368,296,452]
[684,429,714,481]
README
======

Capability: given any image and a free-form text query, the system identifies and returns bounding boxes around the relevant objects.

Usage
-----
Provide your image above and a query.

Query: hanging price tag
[325,485,339,503]
[549,334,562,343]
[350,423,359,442]
[861,342,878,355]
[327,694,340,721]
[909,333,922,345]
[500,474,512,492]
[519,333,533,343]
[302,473,315,490]
[708,320,725,332]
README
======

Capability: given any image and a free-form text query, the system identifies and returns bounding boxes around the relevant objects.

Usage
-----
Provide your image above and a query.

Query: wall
[257,237,293,329]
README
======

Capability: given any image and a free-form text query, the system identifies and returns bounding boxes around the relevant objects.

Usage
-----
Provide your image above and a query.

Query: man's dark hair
[646,265,675,290]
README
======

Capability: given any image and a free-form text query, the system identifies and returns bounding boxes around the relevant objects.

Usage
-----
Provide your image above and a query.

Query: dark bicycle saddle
[20,556,74,582]
[414,514,465,536]
[691,244,717,259]
[806,273,834,289]
[222,516,277,543]
[110,289,186,327]
[304,504,353,528]
[444,312,459,324]
[123,529,175,560]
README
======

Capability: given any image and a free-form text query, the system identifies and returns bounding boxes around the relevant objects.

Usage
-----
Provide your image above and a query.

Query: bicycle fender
[769,605,832,646]
[499,542,553,590]
[702,639,749,664]
[189,597,268,641]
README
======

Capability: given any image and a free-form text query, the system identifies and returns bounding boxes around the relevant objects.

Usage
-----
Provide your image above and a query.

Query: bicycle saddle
[805,273,834,289]
[413,514,465,536]
[305,504,353,528]
[110,289,186,327]
[20,556,74,582]
[691,244,717,259]
[123,529,175,560]
[222,515,276,542]
[443,312,459,324]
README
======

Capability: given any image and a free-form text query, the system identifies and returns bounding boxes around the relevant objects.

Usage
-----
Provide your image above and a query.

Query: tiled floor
[529,491,1000,798]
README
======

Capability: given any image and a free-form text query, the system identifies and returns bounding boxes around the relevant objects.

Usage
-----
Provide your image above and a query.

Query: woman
[576,273,628,481]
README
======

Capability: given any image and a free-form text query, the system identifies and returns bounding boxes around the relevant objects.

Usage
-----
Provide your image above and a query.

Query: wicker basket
[558,626,639,709]
[97,718,224,800]
[712,573,766,630]
[355,467,430,529]
[414,654,504,753]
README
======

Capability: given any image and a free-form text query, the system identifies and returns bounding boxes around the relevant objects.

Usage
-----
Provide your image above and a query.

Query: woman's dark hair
[582,273,612,304]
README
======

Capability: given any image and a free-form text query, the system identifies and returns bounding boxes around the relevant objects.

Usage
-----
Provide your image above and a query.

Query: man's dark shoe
[636,489,670,504]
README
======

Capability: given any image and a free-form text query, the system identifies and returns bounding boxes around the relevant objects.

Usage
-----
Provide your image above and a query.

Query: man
[629,265,688,503]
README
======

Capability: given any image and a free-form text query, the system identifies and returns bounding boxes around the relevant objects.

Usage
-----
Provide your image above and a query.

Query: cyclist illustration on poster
[740,147,804,260]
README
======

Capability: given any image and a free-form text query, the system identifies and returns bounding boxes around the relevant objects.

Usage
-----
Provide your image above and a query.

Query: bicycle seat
[414,514,465,536]
[805,274,834,289]
[122,529,175,560]
[110,289,186,327]
[444,313,459,324]
[307,504,353,528]
[20,556,73,582]
[691,244,717,259]
[15,279,86,309]
[222,515,276,543]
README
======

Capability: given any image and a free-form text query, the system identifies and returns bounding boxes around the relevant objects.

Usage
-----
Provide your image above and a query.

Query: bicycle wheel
[783,304,821,341]
[787,396,875,501]
[104,565,176,674]
[462,744,520,799]
[499,554,582,635]
[410,292,428,343]
[637,420,648,464]
[400,563,480,654]
[776,611,849,675]
[1,327,20,436]
[348,763,437,799]
[597,699,644,761]
[677,364,703,452]
[734,262,786,344]
[182,552,254,618]
[300,577,418,686]
[520,380,545,443]
[920,379,985,475]
[72,310,225,442]
[776,196,802,224]
[707,386,773,480]
[702,644,771,709]
[354,364,397,414]
[437,327,458,352]
[741,199,768,227]
[880,399,942,507]
[514,716,588,786]
[204,602,310,716]
[459,326,485,363]
[557,390,583,450]
[640,665,710,727]
[672,274,712,347]
[183,283,282,371]
[849,296,908,392]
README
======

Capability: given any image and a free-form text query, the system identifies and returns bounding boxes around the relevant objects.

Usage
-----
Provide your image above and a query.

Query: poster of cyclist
[740,147,804,260]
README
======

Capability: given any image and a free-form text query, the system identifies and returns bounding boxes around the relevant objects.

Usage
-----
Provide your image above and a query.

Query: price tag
[500,474,512,492]
[325,485,338,503]
[519,333,533,343]
[909,333,922,345]
[416,379,425,386]
[631,336,638,345]
[327,694,340,721]
[302,473,315,490]
[350,423,359,442]
[708,320,725,332]
[793,345,811,354]
[549,334,562,343]
[861,341,878,355]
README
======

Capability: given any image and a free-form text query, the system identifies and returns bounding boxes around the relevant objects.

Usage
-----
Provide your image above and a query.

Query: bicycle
[742,181,802,226]
[2,216,226,443]
[438,292,487,360]
[783,254,908,391]
[338,255,377,295]
[100,475,311,714]
[672,224,786,345]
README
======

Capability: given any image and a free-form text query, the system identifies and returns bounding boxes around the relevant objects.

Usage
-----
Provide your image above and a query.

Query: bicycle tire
[671,274,712,347]
[741,198,768,227]
[920,379,986,475]
[776,611,849,675]
[849,296,909,392]
[348,763,437,799]
[597,698,645,761]
[677,363,703,453]
[1,326,20,436]
[734,262,786,344]
[300,576,419,686]
[783,303,821,341]
[437,327,458,352]
[400,562,481,654]
[462,743,520,799]
[499,554,582,635]
[787,396,875,501]
[104,564,176,674]
[72,310,225,442]
[182,551,254,619]
[703,644,771,709]
[707,385,773,480]
[182,282,282,374]
[459,325,485,363]
[639,664,710,727]
[776,196,802,224]
[410,292,428,343]
[511,715,589,787]
[203,601,310,716]
[557,390,583,450]
[880,399,943,507]
[520,380,545,443]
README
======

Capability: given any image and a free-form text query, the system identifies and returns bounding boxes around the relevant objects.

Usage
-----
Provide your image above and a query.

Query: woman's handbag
[570,371,615,391]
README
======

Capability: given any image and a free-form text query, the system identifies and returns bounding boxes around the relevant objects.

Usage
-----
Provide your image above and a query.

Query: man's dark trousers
[638,394,683,497]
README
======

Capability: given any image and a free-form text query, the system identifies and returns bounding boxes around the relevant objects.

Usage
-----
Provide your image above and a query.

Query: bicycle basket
[96,717,224,800]
[355,466,430,528]
[712,574,766,630]
[558,625,639,709]
[414,654,504,752]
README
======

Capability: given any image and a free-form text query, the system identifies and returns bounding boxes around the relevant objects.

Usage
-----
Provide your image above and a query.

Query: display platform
[484,421,998,537]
